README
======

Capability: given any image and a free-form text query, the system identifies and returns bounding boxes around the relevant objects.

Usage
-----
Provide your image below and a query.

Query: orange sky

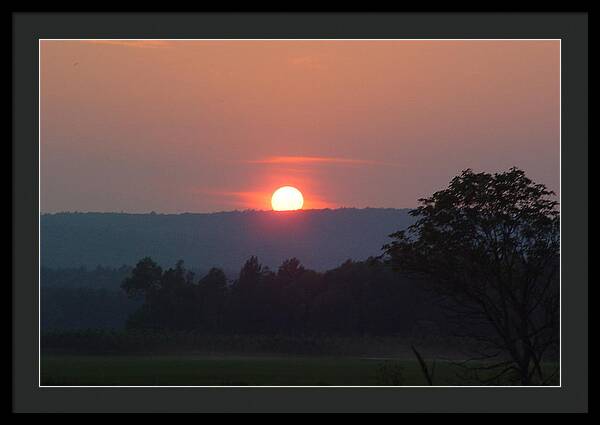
[40,40,560,213]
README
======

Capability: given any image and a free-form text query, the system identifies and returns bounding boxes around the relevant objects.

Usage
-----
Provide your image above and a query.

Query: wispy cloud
[289,56,327,70]
[242,156,377,166]
[82,40,172,49]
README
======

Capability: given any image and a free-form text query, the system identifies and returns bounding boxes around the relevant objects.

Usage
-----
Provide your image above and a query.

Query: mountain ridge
[41,206,411,216]
[41,208,415,271]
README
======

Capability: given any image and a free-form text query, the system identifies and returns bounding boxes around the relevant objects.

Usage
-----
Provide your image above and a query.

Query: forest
[42,257,440,336]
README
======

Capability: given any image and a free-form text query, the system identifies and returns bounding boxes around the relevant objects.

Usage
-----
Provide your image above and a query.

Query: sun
[271,186,304,211]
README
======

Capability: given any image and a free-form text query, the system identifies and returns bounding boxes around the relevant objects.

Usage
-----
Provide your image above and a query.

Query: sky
[40,40,560,213]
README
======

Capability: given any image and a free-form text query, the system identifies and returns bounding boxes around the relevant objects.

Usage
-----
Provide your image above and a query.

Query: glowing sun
[271,186,304,211]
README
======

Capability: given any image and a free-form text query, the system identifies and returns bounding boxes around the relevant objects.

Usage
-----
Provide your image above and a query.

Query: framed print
[12,12,588,413]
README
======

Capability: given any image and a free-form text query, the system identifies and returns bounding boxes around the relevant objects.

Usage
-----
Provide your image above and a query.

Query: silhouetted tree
[229,256,272,333]
[383,168,559,385]
[157,260,196,329]
[277,257,305,284]
[237,256,264,288]
[121,257,163,299]
[197,268,228,332]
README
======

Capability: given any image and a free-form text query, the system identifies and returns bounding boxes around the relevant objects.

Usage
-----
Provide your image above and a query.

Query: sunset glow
[271,186,304,211]
[39,40,560,213]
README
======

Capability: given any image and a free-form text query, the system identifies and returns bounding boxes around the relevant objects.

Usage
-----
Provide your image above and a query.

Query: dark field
[40,355,471,386]
[40,332,559,386]
[41,353,559,386]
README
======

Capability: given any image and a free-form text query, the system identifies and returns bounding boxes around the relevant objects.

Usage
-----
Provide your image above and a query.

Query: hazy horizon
[41,40,560,213]
[41,205,414,215]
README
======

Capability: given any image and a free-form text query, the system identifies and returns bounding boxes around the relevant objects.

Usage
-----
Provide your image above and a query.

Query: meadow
[41,354,475,386]
[40,331,559,386]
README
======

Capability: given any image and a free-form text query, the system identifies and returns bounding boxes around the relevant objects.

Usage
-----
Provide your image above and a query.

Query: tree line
[121,256,431,336]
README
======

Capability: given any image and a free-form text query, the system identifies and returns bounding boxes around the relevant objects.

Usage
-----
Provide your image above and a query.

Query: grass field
[41,354,558,386]
[41,354,460,386]
[40,333,559,386]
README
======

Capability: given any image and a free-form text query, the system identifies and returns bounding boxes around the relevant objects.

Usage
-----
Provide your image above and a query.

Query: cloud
[81,40,172,49]
[243,156,377,166]
[289,56,327,70]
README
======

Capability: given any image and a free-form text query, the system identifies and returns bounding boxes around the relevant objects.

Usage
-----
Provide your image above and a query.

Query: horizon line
[40,206,415,216]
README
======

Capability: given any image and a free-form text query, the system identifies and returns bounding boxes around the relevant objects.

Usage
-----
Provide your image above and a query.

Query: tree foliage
[383,168,559,385]
[120,255,428,337]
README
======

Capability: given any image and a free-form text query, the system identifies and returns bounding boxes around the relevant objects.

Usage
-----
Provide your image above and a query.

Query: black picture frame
[13,12,588,413]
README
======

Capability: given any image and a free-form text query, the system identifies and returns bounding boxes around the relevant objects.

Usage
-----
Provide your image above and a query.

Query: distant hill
[41,208,414,273]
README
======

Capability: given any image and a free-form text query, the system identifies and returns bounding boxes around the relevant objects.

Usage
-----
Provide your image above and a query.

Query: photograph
[38,39,561,387]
